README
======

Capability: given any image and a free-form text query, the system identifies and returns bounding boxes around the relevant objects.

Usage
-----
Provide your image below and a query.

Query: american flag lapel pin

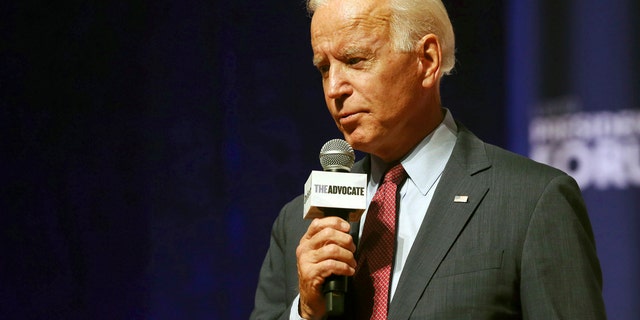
[454,195,469,203]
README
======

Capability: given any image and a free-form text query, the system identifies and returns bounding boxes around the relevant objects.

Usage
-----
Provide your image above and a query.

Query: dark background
[5,0,606,319]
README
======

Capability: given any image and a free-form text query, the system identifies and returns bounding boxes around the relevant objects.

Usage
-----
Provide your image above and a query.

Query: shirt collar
[370,108,458,195]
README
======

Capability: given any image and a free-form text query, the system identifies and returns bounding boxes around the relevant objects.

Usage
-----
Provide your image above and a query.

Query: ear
[416,34,442,89]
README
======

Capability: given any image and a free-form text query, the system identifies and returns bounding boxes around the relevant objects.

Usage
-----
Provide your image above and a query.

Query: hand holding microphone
[297,139,367,318]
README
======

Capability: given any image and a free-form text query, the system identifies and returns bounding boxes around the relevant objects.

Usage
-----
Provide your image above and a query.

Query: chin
[340,125,378,150]
[342,134,373,154]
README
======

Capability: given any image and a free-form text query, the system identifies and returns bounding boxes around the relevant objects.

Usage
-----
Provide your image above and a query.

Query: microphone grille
[319,139,355,172]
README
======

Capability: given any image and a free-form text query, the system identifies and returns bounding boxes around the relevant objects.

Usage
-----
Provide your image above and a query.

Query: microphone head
[319,139,355,172]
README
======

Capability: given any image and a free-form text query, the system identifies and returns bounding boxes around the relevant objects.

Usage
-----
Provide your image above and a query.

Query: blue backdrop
[508,1,640,318]
[1,1,636,319]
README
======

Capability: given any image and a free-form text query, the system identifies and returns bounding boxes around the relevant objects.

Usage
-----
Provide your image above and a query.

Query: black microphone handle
[320,206,352,316]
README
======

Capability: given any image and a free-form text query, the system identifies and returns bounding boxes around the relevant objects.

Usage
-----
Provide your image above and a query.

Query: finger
[297,239,356,282]
[299,255,356,282]
[299,218,354,251]
[304,242,356,267]
[298,238,355,268]
[318,241,356,266]
[297,231,356,270]
[315,226,356,250]
[315,258,356,277]
[305,216,351,238]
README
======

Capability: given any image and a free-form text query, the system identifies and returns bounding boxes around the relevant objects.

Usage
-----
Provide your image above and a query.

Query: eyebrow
[312,55,324,67]
[312,46,372,67]
[341,46,370,58]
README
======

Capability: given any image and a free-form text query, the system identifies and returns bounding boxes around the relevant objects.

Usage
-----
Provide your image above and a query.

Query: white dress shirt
[291,109,458,319]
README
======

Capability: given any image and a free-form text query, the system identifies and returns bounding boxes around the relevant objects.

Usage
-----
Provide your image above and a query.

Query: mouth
[338,111,364,126]
[338,108,365,119]
[340,112,356,120]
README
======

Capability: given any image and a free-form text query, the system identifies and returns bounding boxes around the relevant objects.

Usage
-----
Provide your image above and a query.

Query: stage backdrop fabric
[508,1,640,318]
[2,0,637,319]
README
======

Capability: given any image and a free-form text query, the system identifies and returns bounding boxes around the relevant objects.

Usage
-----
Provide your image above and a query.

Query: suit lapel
[388,124,492,319]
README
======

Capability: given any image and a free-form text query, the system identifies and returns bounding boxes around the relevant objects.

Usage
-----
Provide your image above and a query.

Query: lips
[338,111,363,126]
[340,112,356,119]
[338,108,365,119]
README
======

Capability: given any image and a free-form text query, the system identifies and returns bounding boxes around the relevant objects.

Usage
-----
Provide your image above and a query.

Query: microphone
[303,139,367,316]
[319,138,355,173]
[303,139,367,221]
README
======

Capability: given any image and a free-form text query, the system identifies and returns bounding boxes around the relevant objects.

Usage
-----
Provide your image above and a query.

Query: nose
[324,65,352,100]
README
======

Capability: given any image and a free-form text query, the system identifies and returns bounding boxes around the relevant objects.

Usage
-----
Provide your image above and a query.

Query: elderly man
[251,0,606,319]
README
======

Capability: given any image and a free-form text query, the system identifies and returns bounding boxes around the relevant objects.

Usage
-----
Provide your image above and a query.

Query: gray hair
[307,0,455,76]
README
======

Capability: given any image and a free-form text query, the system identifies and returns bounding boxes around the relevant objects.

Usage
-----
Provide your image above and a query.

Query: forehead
[310,0,392,47]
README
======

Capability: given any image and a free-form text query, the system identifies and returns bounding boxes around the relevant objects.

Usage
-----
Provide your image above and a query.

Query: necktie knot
[382,163,407,186]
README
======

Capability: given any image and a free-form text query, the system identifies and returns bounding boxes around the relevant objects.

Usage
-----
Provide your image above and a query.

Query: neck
[376,105,445,164]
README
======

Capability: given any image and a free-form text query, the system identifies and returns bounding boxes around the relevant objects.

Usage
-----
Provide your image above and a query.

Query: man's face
[311,0,432,162]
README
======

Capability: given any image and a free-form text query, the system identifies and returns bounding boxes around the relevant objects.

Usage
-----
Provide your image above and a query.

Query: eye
[346,57,364,65]
[317,64,330,75]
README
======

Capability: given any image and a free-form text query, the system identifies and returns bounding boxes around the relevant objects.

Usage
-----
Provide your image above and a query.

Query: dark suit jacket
[250,124,606,319]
